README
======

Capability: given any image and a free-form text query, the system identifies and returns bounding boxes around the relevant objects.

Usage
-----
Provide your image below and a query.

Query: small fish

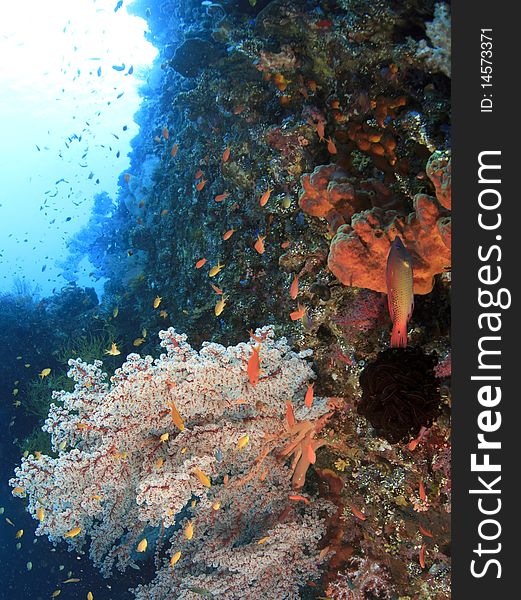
[257,536,269,545]
[88,592,94,600]
[212,500,221,510]
[133,338,145,347]
[237,434,249,450]
[304,383,314,408]
[51,591,61,598]
[36,507,45,522]
[15,529,23,538]
[223,228,235,240]
[162,127,169,140]
[153,295,162,309]
[289,275,299,300]
[26,561,32,571]
[12,487,25,496]
[193,468,211,488]
[63,578,80,583]
[194,169,204,179]
[214,296,227,316]
[222,147,231,162]
[186,588,212,597]
[155,457,164,469]
[419,479,426,501]
[288,494,310,505]
[184,520,194,540]
[113,307,119,318]
[195,179,207,192]
[6,517,14,526]
[386,236,414,348]
[419,524,433,538]
[290,304,306,321]
[160,432,169,442]
[210,284,223,295]
[209,261,224,277]
[171,143,179,157]
[259,188,273,207]
[247,344,261,386]
[419,543,426,568]
[326,137,337,154]
[168,401,185,430]
[214,192,230,202]
[350,505,367,521]
[104,342,120,356]
[64,526,81,538]
[39,368,51,379]
[170,550,181,567]
[315,121,325,141]
[195,258,207,269]
[137,538,147,552]
[124,173,130,183]
[159,310,168,318]
[254,235,266,254]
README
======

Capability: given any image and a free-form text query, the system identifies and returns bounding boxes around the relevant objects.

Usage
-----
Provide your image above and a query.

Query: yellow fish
[160,432,169,442]
[170,550,181,567]
[113,307,119,318]
[6,517,14,526]
[137,538,147,552]
[214,295,227,316]
[153,295,162,309]
[208,261,224,277]
[15,529,23,538]
[155,457,164,469]
[88,593,94,600]
[212,500,221,510]
[64,527,81,539]
[237,434,249,450]
[51,591,61,598]
[133,337,146,347]
[257,536,270,544]
[184,520,194,540]
[168,401,185,431]
[12,487,25,496]
[193,468,211,488]
[104,342,121,356]
[36,507,45,522]
[159,310,168,318]
[39,368,51,379]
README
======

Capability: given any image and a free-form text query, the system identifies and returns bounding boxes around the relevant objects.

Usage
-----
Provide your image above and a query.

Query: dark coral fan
[357,347,441,443]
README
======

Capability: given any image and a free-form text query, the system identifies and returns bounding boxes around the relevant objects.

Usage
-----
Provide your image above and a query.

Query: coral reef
[416,3,452,78]
[10,327,335,598]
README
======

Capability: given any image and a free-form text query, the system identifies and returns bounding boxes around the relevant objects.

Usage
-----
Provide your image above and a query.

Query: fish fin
[391,321,407,348]
[387,294,395,321]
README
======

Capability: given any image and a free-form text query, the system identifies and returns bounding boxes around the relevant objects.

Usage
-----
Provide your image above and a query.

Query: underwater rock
[170,38,223,77]
[426,149,451,209]
[357,346,441,444]
[327,188,451,294]
[298,164,405,232]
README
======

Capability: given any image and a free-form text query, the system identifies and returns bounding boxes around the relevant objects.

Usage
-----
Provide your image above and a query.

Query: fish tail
[391,321,407,348]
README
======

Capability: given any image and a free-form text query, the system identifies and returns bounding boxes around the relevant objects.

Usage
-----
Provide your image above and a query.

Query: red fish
[289,275,299,300]
[304,383,314,408]
[386,236,414,348]
[247,344,261,386]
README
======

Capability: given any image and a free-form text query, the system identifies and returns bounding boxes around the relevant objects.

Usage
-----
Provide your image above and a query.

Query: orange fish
[160,209,169,216]
[290,304,306,321]
[419,479,426,501]
[247,344,261,386]
[254,235,266,254]
[195,179,207,192]
[289,275,299,299]
[259,188,273,207]
[195,169,203,179]
[419,543,426,568]
[281,241,290,249]
[315,121,325,141]
[419,524,433,538]
[222,147,231,163]
[286,400,295,428]
[168,401,185,431]
[171,143,179,157]
[162,127,169,140]
[288,494,310,505]
[304,383,314,408]
[223,228,235,241]
[214,192,230,203]
[210,283,223,295]
[386,236,414,348]
[350,505,367,521]
[326,137,337,154]
[195,258,207,269]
